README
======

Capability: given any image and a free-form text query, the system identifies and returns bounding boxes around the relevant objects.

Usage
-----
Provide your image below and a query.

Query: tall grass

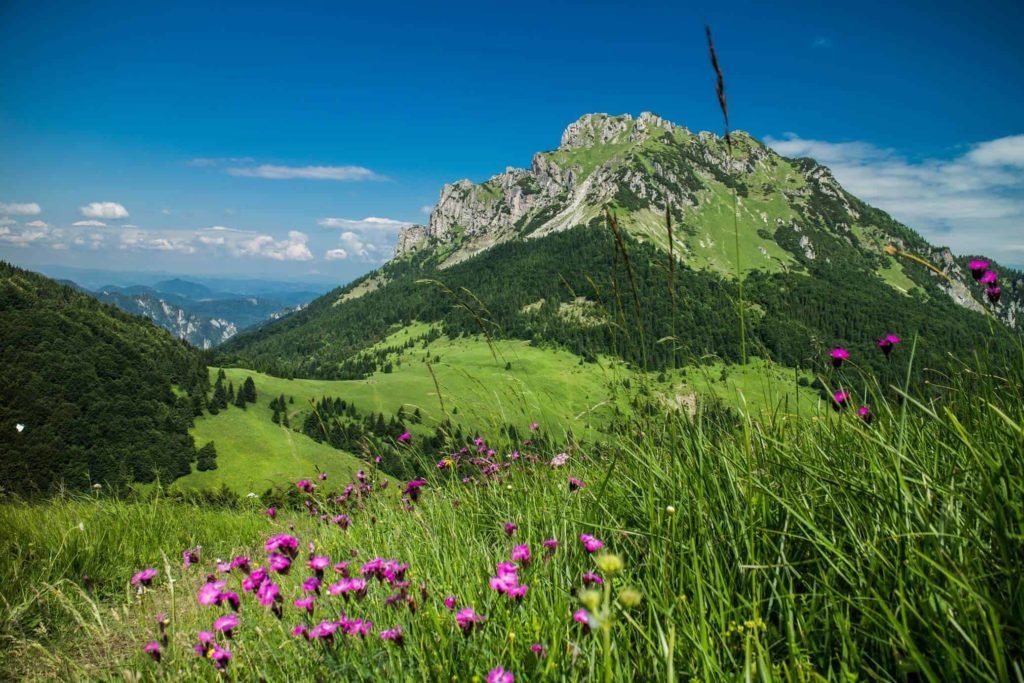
[2,345,1021,680]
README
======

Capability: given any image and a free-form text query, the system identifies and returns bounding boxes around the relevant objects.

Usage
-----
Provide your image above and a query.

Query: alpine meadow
[2,5,1024,682]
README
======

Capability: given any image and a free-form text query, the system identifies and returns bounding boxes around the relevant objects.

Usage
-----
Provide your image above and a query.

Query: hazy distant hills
[66,276,324,349]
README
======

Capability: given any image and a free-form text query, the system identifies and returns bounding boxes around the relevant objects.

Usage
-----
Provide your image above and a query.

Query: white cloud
[73,220,107,227]
[121,223,138,228]
[50,243,69,250]
[0,202,41,215]
[0,218,16,226]
[24,220,49,228]
[317,216,411,231]
[80,202,129,219]
[187,156,254,167]
[0,222,50,246]
[966,135,1024,168]
[227,164,384,181]
[764,133,1024,261]
[325,248,349,260]
[231,230,313,261]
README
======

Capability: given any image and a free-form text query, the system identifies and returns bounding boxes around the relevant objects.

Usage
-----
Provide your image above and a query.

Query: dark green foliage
[242,376,257,403]
[195,441,218,471]
[0,262,208,493]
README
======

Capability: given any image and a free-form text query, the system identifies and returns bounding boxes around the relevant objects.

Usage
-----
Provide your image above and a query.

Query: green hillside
[0,262,208,493]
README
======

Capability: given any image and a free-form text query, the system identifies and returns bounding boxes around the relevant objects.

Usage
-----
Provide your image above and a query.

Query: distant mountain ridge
[73,278,318,349]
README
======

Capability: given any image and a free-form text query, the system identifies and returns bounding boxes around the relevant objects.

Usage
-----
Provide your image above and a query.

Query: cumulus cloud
[0,202,41,215]
[0,218,15,226]
[227,164,384,181]
[317,216,412,231]
[24,220,49,228]
[0,222,50,246]
[764,133,1024,262]
[325,248,349,260]
[80,202,129,219]
[73,220,107,227]
[230,230,313,261]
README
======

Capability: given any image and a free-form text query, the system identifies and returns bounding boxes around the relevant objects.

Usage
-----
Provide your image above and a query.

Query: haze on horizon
[1,0,1022,284]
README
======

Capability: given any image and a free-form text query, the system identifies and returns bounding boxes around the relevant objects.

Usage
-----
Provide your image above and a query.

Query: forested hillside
[0,262,209,493]
[217,224,1017,387]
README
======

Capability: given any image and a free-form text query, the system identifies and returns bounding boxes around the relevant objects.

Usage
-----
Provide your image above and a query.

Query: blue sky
[1,0,1022,282]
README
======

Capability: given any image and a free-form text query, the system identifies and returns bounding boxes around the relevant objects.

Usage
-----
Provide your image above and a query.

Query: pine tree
[243,376,257,403]
[196,441,218,471]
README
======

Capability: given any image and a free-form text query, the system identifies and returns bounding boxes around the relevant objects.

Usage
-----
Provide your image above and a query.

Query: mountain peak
[558,112,682,150]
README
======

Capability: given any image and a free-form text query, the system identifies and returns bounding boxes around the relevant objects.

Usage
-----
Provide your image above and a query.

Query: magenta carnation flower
[968,259,990,279]
[265,534,299,556]
[531,643,548,657]
[832,390,850,410]
[443,595,457,609]
[455,607,486,635]
[397,431,412,442]
[579,533,604,553]
[857,406,872,424]
[582,571,603,586]
[402,479,426,503]
[877,334,901,357]
[131,568,158,588]
[829,347,850,368]
[213,613,239,638]
[142,641,161,662]
[380,626,404,646]
[488,668,515,683]
[503,522,517,536]
[979,270,998,285]
[268,553,292,574]
[182,546,201,570]
[511,544,530,565]
[198,580,226,606]
[568,476,585,491]
[573,609,592,632]
[986,286,1002,304]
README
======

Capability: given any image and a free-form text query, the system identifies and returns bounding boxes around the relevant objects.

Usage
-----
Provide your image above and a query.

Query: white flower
[15,423,25,433]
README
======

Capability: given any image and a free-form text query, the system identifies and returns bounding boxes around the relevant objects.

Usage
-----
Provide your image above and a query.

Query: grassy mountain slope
[0,262,208,493]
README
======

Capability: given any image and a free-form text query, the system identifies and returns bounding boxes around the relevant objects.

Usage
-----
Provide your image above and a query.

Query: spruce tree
[243,376,257,403]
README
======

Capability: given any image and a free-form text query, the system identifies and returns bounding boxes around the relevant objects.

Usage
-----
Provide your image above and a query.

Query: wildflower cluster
[968,259,1002,305]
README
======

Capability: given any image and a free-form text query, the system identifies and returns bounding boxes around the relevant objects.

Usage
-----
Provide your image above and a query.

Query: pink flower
[142,641,161,662]
[503,522,517,536]
[265,534,299,556]
[308,555,331,574]
[318,472,328,481]
[268,553,292,574]
[979,270,998,285]
[443,595,457,609]
[380,626,404,646]
[131,568,158,588]
[542,539,559,550]
[197,580,226,606]
[857,406,872,424]
[182,547,201,570]
[550,453,568,467]
[986,286,1002,304]
[511,544,530,565]
[296,479,314,492]
[213,613,239,638]
[455,607,486,635]
[303,576,322,593]
[488,668,514,683]
[294,596,315,613]
[530,422,540,431]
[256,581,280,607]
[832,390,850,410]
[582,571,603,586]
[568,477,585,491]
[242,567,268,592]
[877,334,901,357]
[402,479,426,503]
[573,608,591,631]
[397,431,412,442]
[969,259,990,279]
[579,533,604,553]
[829,347,850,368]
[264,506,277,519]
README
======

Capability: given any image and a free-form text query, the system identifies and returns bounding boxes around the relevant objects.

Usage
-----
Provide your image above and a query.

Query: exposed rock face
[390,111,1019,327]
